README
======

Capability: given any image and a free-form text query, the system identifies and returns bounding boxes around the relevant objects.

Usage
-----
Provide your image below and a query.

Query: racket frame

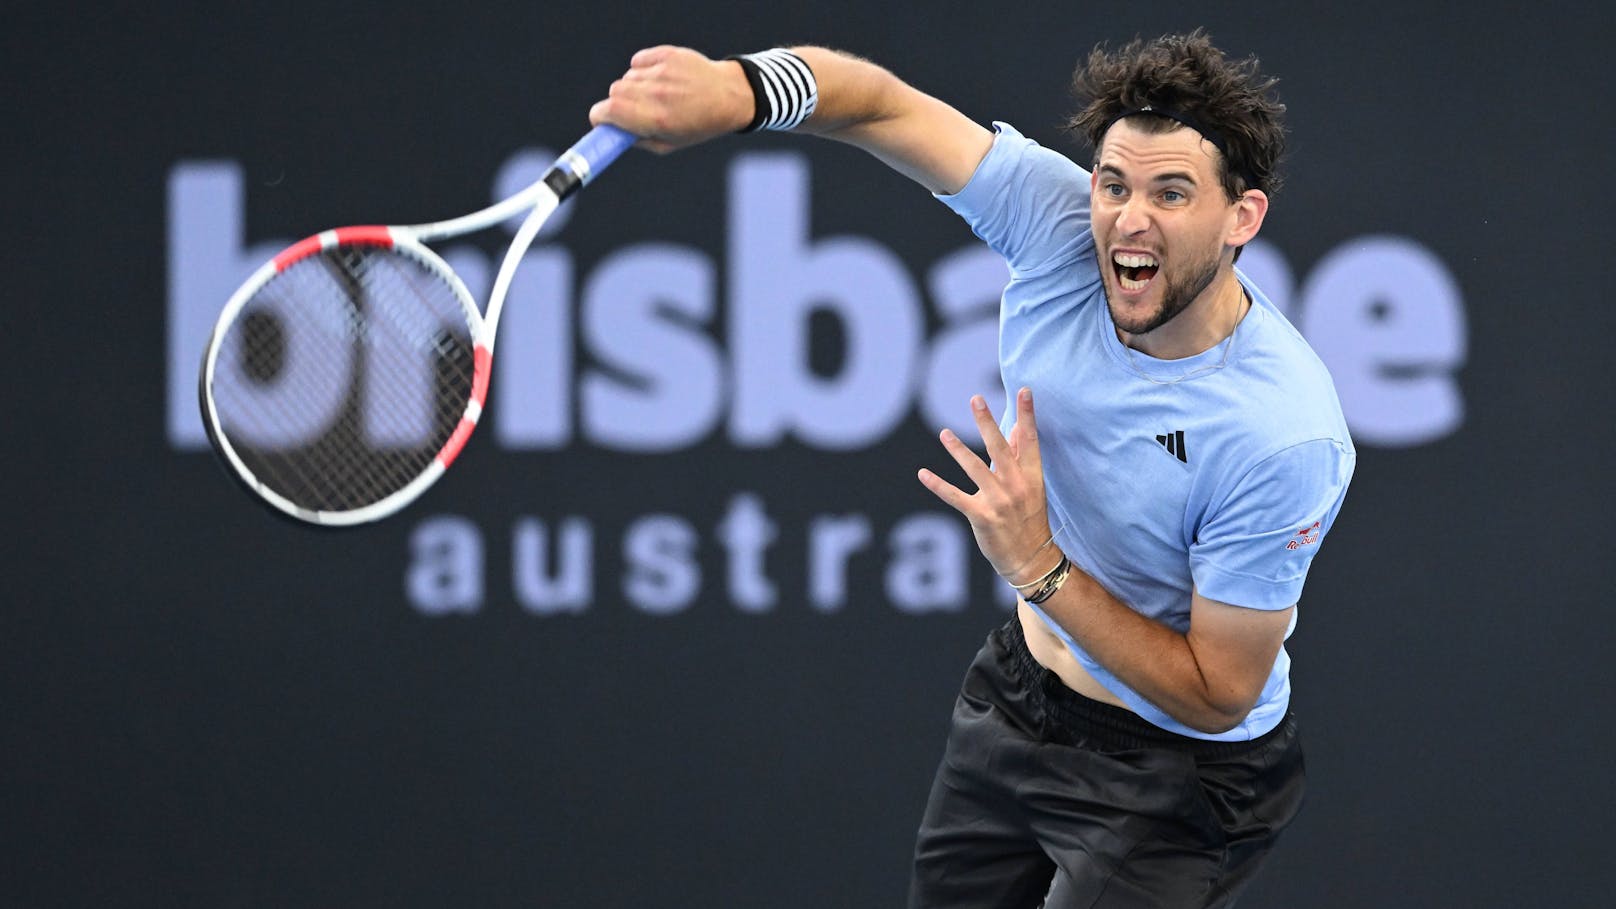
[199,125,632,527]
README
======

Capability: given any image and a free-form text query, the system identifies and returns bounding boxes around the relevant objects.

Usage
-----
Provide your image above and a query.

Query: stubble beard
[1102,244,1222,338]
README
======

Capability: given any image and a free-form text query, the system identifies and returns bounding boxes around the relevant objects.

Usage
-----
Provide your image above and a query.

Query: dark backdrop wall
[9,1,1614,906]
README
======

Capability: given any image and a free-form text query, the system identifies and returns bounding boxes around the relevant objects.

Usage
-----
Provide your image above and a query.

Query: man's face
[1090,118,1241,339]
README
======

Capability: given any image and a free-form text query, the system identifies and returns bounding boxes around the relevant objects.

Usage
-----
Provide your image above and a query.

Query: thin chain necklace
[1120,290,1250,386]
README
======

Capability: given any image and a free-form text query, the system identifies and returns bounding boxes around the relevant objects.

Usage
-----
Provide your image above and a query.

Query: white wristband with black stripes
[727,48,819,132]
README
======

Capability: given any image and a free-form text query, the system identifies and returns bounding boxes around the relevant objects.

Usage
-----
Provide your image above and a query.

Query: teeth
[1120,272,1151,290]
[1113,252,1158,268]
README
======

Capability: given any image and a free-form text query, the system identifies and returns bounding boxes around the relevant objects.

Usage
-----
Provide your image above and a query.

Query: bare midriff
[1016,600,1131,711]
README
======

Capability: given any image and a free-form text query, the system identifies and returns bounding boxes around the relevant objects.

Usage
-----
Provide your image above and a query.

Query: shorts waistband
[1000,617,1287,759]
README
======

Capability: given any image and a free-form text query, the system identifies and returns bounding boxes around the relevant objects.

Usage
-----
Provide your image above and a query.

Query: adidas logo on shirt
[1155,430,1188,463]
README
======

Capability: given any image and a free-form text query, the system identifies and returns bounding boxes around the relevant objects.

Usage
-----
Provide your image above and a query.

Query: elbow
[1181,696,1257,736]
[1184,713,1245,736]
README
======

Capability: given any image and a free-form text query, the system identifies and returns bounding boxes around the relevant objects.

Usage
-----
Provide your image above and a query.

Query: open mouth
[1112,252,1159,292]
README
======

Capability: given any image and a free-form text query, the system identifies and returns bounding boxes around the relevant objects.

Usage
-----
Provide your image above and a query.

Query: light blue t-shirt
[938,123,1355,741]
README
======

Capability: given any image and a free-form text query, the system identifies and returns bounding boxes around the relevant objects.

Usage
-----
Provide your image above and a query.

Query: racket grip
[564,124,636,186]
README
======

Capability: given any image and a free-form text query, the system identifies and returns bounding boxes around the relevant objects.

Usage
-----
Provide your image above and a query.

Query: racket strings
[210,245,478,513]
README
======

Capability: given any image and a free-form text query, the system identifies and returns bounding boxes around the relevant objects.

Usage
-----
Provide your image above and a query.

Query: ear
[1225,189,1268,249]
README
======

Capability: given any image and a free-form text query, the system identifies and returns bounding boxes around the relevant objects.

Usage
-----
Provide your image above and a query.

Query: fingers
[630,45,677,68]
[968,394,1010,463]
[590,45,739,151]
[919,389,1042,498]
[1014,383,1040,465]
[1016,387,1037,439]
[588,97,626,129]
[938,427,995,491]
[590,47,674,133]
[920,390,1051,577]
[589,88,659,148]
[915,424,993,517]
[916,467,971,513]
[1007,386,1040,458]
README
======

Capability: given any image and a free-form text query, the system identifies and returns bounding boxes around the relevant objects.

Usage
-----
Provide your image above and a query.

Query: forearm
[920,391,1244,733]
[790,47,991,193]
[591,45,989,194]
[1030,566,1251,734]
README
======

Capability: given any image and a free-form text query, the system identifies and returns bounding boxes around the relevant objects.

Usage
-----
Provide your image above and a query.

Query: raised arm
[589,45,994,194]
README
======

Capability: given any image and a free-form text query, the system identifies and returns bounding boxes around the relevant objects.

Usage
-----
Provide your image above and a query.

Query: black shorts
[909,619,1306,909]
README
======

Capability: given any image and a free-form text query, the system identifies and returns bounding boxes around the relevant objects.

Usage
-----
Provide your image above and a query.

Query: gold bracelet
[1010,553,1065,590]
[1023,555,1072,605]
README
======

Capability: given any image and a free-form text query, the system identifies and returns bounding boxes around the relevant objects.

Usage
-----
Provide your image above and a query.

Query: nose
[1114,195,1151,236]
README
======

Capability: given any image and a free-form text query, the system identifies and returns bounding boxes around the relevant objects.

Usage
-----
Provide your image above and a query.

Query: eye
[1162,189,1185,203]
[1103,183,1126,197]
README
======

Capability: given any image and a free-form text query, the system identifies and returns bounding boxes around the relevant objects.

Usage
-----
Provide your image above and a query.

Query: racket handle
[563,124,636,187]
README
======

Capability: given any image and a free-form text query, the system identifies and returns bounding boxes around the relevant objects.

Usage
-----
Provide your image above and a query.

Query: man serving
[592,31,1354,907]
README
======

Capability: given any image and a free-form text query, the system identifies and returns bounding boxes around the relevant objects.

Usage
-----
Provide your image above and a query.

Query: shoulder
[938,122,1096,279]
[1183,288,1355,519]
[943,122,1090,198]
[1226,287,1353,456]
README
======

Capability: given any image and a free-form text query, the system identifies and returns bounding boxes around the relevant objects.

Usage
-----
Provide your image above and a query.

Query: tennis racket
[199,123,635,527]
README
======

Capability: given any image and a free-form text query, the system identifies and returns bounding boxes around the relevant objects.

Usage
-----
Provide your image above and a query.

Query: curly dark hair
[1063,30,1287,201]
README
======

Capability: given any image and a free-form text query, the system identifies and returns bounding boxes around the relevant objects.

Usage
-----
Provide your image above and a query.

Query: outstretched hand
[918,387,1060,586]
[589,46,755,154]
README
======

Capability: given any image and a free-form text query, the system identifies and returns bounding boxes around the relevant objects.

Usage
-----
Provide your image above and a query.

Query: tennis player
[592,31,1354,907]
